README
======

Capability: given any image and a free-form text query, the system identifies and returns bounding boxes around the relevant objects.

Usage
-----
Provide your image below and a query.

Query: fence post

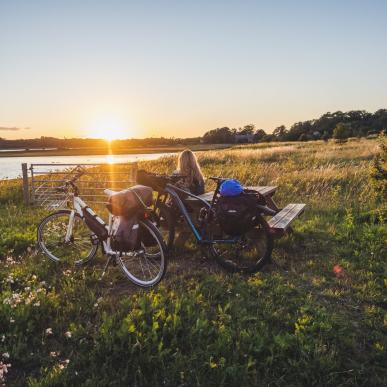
[22,163,29,205]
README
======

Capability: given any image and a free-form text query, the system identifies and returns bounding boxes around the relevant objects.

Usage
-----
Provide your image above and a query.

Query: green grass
[0,139,386,386]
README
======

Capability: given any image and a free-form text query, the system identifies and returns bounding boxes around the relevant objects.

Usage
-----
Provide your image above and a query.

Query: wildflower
[33,301,40,307]
[333,264,344,278]
[9,318,14,323]
[50,351,59,357]
[1,336,5,343]
[64,331,72,338]
[1,353,9,360]
[45,328,53,335]
[0,361,11,382]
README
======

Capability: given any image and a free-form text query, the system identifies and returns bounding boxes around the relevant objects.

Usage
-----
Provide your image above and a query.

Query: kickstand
[100,254,115,280]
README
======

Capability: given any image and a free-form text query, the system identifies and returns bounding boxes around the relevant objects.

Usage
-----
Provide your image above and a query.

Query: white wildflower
[45,328,53,335]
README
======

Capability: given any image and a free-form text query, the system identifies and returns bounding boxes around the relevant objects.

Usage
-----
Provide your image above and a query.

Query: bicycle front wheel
[116,219,167,287]
[210,217,273,273]
[37,210,98,265]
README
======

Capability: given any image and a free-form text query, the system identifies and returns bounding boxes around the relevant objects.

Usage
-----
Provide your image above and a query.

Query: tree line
[0,109,386,149]
[202,109,387,143]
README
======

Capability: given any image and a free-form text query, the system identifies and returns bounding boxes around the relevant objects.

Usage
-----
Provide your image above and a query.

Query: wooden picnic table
[182,184,305,236]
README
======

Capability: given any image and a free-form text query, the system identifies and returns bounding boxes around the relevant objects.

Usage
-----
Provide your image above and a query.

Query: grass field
[0,138,386,386]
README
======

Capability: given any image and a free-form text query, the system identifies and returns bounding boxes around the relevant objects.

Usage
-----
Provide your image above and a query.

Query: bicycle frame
[65,192,133,257]
[164,184,239,245]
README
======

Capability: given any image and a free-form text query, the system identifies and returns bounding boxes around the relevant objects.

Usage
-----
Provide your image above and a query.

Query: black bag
[111,216,139,252]
[83,207,108,240]
[215,191,262,236]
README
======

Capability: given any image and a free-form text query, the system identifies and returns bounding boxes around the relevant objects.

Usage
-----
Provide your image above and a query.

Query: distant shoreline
[0,143,231,157]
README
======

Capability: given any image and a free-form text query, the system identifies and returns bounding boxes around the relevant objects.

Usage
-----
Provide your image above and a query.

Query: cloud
[0,126,30,131]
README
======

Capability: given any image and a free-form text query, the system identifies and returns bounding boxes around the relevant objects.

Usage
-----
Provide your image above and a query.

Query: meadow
[0,138,385,386]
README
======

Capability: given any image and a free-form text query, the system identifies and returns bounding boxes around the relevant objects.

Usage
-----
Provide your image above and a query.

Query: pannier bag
[136,170,170,192]
[215,180,266,236]
[111,216,139,252]
[106,185,153,218]
[83,206,108,240]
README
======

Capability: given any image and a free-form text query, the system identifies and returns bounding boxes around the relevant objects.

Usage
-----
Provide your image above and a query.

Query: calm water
[0,152,174,180]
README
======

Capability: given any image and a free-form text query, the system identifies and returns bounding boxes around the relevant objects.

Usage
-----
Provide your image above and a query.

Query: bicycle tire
[209,216,273,273]
[116,219,168,287]
[37,210,98,265]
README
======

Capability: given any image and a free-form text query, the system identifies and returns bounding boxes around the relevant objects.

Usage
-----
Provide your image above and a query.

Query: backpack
[215,190,264,236]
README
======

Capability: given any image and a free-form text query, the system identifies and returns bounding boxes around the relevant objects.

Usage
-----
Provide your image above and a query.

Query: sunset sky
[1,0,387,140]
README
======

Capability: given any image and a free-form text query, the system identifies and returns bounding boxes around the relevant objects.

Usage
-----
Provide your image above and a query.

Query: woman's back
[176,149,205,195]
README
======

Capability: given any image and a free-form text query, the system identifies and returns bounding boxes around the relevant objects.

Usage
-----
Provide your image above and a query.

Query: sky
[1,0,387,140]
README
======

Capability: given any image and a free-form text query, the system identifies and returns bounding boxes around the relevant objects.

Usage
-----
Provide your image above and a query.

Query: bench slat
[268,203,305,230]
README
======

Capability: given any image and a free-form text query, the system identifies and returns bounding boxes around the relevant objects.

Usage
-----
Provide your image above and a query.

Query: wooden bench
[267,203,305,235]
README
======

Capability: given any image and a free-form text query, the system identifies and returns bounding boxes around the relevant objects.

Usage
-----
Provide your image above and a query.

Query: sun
[87,116,129,141]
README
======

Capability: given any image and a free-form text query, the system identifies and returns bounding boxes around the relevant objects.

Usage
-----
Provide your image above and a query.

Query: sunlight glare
[87,116,128,141]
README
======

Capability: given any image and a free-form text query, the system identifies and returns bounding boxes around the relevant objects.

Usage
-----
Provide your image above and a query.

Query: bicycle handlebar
[209,176,227,182]
[56,167,85,193]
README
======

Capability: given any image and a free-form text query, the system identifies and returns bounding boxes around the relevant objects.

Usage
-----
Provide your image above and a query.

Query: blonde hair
[177,149,204,187]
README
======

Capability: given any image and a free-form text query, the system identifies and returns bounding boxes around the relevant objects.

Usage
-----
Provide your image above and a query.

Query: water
[0,152,175,179]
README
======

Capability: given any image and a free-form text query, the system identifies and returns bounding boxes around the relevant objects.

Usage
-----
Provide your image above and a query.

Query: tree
[202,127,235,143]
[272,125,287,141]
[238,124,255,135]
[253,129,266,142]
[333,123,352,139]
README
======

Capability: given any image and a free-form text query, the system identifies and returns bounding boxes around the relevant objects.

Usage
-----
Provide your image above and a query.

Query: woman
[175,149,205,195]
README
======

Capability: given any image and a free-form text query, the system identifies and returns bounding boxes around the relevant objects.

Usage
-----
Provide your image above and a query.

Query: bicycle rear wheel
[37,210,98,265]
[116,219,167,287]
[210,217,273,273]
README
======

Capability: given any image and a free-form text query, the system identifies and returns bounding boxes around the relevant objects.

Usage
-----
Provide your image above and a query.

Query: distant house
[235,134,254,143]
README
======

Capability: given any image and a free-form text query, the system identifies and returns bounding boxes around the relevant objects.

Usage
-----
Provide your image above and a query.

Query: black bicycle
[141,172,276,273]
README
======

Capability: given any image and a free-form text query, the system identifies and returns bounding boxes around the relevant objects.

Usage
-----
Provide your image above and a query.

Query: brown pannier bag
[106,185,153,218]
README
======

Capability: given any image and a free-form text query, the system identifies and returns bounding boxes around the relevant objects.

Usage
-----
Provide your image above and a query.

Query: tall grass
[0,139,385,386]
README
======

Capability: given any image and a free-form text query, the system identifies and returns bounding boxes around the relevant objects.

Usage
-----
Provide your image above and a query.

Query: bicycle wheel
[153,203,175,250]
[210,217,273,273]
[116,219,167,287]
[37,210,98,265]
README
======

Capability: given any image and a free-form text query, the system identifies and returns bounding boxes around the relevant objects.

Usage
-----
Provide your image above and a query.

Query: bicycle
[37,168,167,287]
[152,175,276,273]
